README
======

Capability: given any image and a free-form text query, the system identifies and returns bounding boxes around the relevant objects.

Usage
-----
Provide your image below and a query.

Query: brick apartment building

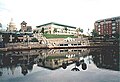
[94,16,120,38]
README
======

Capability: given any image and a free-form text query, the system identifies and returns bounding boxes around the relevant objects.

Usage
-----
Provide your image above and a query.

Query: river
[0,47,119,82]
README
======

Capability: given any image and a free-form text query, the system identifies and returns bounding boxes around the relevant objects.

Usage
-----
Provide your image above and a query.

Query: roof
[0,32,33,35]
[95,16,120,23]
[36,22,76,28]
[21,21,27,24]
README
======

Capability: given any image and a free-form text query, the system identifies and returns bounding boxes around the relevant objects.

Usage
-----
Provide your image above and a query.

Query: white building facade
[36,22,77,35]
[7,18,17,32]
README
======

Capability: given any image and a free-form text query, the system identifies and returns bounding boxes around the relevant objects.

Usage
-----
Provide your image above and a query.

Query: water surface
[0,47,119,82]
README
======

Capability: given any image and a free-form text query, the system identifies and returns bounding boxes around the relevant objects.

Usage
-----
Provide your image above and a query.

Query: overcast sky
[0,0,120,34]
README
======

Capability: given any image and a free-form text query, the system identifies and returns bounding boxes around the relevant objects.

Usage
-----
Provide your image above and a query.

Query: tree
[54,28,57,33]
[80,29,83,33]
[64,27,68,33]
[19,29,22,32]
[91,29,99,37]
[76,28,83,36]
[104,34,109,40]
[112,32,119,39]
[41,28,44,34]
[33,30,36,33]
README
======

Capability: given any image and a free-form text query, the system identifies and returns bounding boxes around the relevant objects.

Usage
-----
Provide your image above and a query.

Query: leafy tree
[76,28,83,33]
[54,28,57,33]
[112,32,119,39]
[33,30,36,33]
[41,28,44,34]
[65,27,68,33]
[80,29,83,33]
[45,31,48,34]
[91,29,99,37]
[19,29,22,32]
[104,34,109,40]
[76,28,83,36]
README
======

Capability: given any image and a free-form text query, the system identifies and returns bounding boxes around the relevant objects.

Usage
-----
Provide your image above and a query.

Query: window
[64,50,68,52]
[98,28,100,31]
[64,44,68,46]
[112,31,116,33]
[78,43,81,45]
[98,25,100,27]
[60,50,64,52]
[112,23,116,26]
[99,32,100,34]
[74,44,77,46]
[112,27,116,29]
[74,50,77,52]
[60,44,63,46]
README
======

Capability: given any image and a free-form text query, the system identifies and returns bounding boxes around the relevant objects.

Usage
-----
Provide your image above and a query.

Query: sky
[0,0,120,34]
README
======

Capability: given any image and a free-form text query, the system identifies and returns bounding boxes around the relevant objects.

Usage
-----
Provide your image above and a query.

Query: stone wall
[47,38,64,46]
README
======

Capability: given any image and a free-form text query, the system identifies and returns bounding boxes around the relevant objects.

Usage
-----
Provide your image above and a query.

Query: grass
[43,34,77,38]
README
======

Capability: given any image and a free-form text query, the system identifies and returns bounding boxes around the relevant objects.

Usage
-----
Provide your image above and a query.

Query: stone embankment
[0,44,116,52]
[0,40,117,52]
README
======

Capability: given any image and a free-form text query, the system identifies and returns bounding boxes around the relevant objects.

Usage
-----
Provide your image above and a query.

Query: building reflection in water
[90,47,119,71]
[0,47,119,76]
[36,48,89,70]
[0,49,43,76]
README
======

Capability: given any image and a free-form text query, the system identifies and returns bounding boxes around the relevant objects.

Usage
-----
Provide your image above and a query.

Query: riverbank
[0,45,117,52]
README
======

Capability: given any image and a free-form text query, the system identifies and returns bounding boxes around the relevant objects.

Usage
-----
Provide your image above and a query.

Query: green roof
[36,22,76,28]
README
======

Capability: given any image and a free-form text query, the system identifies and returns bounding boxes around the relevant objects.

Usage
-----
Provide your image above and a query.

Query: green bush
[31,38,39,42]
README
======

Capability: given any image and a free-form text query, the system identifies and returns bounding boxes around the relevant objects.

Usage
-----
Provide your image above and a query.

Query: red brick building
[94,16,120,38]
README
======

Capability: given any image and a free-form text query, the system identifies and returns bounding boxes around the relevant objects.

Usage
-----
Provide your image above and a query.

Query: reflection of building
[0,49,40,76]
[37,56,74,70]
[91,48,119,71]
[21,64,28,76]
[36,22,77,35]
[48,48,89,57]
[37,49,90,70]
[7,18,17,32]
